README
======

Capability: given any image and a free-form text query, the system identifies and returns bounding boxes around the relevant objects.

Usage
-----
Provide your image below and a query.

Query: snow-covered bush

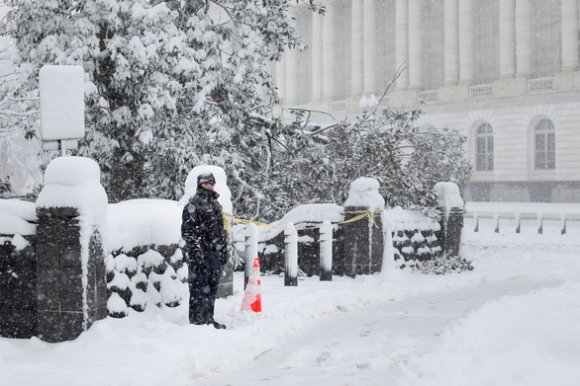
[413,252,474,275]
[106,199,188,317]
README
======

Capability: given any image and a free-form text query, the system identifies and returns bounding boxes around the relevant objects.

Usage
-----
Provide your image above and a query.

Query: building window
[535,119,555,170]
[476,123,494,171]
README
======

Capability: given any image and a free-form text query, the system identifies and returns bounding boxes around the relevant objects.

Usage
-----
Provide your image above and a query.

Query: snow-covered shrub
[107,292,128,319]
[414,252,474,275]
[106,244,187,316]
[106,199,187,317]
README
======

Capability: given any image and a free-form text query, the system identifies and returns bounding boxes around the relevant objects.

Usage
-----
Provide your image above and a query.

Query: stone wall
[0,235,37,339]
[35,207,108,342]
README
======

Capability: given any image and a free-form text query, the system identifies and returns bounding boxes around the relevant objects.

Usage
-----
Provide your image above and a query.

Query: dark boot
[210,319,226,329]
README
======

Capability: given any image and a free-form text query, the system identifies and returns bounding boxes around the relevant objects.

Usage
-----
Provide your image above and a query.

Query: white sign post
[39,65,85,156]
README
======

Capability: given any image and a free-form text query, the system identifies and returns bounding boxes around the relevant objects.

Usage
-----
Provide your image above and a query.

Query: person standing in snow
[181,172,229,329]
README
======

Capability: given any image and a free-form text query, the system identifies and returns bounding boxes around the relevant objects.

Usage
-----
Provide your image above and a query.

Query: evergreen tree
[0,3,42,196]
[3,0,322,202]
[2,1,471,222]
[222,76,472,222]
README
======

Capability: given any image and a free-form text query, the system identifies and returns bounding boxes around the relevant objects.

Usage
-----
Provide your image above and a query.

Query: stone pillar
[311,12,324,102]
[319,220,333,281]
[458,0,473,84]
[244,223,258,289]
[284,222,298,286]
[342,178,384,277]
[322,3,335,101]
[444,0,459,85]
[351,0,364,98]
[35,157,107,342]
[433,182,464,257]
[499,0,516,79]
[515,0,533,78]
[395,0,409,90]
[362,0,376,96]
[561,0,579,72]
[285,47,300,105]
[408,0,422,89]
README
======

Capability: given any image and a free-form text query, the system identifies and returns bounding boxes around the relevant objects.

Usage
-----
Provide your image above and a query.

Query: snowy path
[202,277,564,386]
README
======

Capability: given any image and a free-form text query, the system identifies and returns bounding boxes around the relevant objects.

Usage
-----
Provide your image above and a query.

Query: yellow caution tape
[223,212,284,229]
[222,209,383,232]
[341,210,383,229]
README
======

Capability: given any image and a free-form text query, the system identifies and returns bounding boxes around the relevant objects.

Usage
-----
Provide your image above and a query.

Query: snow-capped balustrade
[241,178,453,278]
[242,203,446,278]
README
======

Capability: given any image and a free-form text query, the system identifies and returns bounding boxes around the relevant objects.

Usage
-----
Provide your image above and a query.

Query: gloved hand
[187,245,204,265]
[219,248,229,266]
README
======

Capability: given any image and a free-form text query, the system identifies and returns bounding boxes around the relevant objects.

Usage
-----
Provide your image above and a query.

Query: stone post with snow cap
[35,157,108,342]
[342,178,385,277]
[433,182,464,257]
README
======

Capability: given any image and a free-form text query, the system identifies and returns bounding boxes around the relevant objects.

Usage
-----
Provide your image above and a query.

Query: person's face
[202,181,215,191]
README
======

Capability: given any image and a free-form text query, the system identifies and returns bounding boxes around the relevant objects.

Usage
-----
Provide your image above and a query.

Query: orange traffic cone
[241,257,262,312]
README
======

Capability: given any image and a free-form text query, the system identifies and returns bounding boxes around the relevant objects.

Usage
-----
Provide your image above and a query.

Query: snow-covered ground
[1,218,580,385]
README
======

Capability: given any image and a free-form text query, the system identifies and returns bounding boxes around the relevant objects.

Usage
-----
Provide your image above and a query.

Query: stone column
[284,223,298,286]
[458,0,473,84]
[515,0,533,78]
[444,0,459,85]
[561,0,579,72]
[433,182,464,257]
[311,12,324,101]
[285,47,300,105]
[408,0,422,89]
[244,223,258,289]
[341,178,385,277]
[351,0,364,98]
[363,0,376,96]
[322,3,335,101]
[395,0,409,90]
[35,157,107,342]
[499,0,516,79]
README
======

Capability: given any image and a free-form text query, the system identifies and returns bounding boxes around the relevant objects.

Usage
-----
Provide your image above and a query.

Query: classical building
[274,0,580,202]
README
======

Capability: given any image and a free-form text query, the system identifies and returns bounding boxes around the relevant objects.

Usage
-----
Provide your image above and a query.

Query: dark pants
[188,249,221,324]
